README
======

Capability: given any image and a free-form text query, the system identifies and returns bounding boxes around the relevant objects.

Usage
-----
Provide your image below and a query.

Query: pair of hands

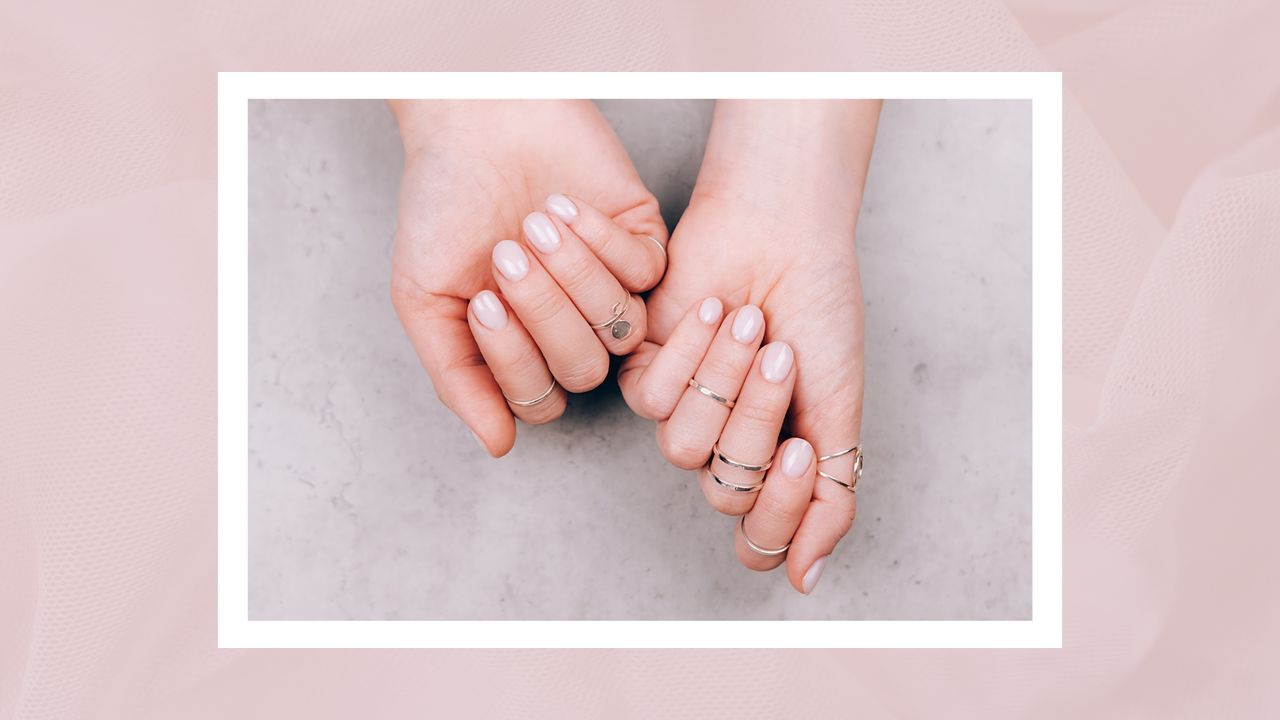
[389,100,880,594]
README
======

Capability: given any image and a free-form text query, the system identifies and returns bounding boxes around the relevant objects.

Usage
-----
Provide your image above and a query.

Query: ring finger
[490,240,610,393]
[522,210,646,355]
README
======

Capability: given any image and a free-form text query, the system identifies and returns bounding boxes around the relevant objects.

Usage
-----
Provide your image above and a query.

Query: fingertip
[697,297,724,326]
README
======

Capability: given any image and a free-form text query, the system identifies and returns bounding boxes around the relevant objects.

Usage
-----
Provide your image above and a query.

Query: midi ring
[817,446,863,493]
[645,234,667,260]
[713,442,772,473]
[589,295,633,340]
[503,379,558,407]
[740,516,790,556]
[688,378,735,408]
[708,466,764,493]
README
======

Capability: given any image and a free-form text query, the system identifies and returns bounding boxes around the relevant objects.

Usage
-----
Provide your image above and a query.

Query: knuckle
[516,286,569,327]
[660,432,708,470]
[698,355,744,386]
[637,383,673,420]
[554,253,599,295]
[556,352,609,393]
[730,398,783,432]
[708,492,748,517]
[519,395,566,425]
[752,491,796,528]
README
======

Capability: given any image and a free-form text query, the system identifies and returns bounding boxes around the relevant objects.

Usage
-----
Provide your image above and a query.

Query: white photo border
[218,72,1062,648]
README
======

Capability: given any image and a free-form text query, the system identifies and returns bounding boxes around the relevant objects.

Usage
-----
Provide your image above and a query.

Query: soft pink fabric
[2,1,1279,717]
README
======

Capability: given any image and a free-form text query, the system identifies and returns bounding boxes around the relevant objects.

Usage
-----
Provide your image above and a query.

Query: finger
[784,346,864,595]
[698,341,796,516]
[521,211,645,355]
[390,287,515,457]
[656,304,765,469]
[618,296,723,421]
[733,438,816,572]
[467,290,568,425]
[490,240,609,393]
[544,193,667,293]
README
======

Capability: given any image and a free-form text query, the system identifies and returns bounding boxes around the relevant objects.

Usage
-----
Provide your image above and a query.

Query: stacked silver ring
[706,442,771,494]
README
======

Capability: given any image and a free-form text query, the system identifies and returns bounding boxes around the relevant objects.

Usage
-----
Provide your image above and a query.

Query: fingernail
[803,555,828,594]
[470,290,508,330]
[545,193,578,221]
[731,305,764,344]
[492,240,529,281]
[698,297,723,326]
[522,212,561,254]
[781,438,813,478]
[760,342,793,383]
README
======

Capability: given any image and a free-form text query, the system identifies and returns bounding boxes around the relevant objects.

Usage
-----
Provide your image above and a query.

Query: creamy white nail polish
[803,555,828,594]
[492,240,529,281]
[698,297,723,326]
[523,212,561,254]
[470,290,508,330]
[781,438,813,478]
[545,193,578,221]
[732,305,764,344]
[760,342,793,383]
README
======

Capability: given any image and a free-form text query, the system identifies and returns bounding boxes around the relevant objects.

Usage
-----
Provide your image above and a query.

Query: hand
[389,100,668,457]
[622,100,881,593]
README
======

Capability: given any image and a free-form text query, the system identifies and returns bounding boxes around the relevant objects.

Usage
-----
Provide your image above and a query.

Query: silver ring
[688,378,735,408]
[645,234,667,260]
[708,466,764,493]
[740,516,790,556]
[713,442,772,473]
[588,295,633,340]
[818,445,859,463]
[818,446,863,493]
[503,379,557,407]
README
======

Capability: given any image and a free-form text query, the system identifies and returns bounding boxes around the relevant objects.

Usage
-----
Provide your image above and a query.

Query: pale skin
[390,99,879,594]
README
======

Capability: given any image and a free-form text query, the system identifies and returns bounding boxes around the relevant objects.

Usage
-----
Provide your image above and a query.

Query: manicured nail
[760,342,793,383]
[492,240,529,281]
[470,290,508,330]
[731,305,764,344]
[698,297,723,326]
[803,555,828,594]
[781,438,813,478]
[523,212,561,254]
[545,193,578,221]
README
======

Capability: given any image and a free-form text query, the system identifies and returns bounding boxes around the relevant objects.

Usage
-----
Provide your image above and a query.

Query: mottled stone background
[247,99,1031,620]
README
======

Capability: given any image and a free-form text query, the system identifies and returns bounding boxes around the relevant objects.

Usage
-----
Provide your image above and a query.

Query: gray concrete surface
[248,99,1031,620]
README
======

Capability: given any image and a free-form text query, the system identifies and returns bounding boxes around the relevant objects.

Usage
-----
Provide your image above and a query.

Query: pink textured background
[3,1,1279,717]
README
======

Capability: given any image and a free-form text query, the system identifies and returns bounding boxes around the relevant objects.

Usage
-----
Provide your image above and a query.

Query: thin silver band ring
[708,467,764,493]
[503,379,557,407]
[688,378,735,409]
[740,516,790,556]
[713,442,772,473]
[644,234,666,260]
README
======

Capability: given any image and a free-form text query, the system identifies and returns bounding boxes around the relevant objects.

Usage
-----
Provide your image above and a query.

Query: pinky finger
[785,455,860,595]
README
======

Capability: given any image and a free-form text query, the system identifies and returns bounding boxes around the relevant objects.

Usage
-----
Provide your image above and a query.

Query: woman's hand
[630,100,881,593]
[389,100,668,457]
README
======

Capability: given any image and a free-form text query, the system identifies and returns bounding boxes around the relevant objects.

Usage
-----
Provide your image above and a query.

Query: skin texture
[641,100,882,592]
[389,100,667,457]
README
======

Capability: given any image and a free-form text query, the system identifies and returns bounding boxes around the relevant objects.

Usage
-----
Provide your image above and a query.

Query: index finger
[391,286,516,457]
